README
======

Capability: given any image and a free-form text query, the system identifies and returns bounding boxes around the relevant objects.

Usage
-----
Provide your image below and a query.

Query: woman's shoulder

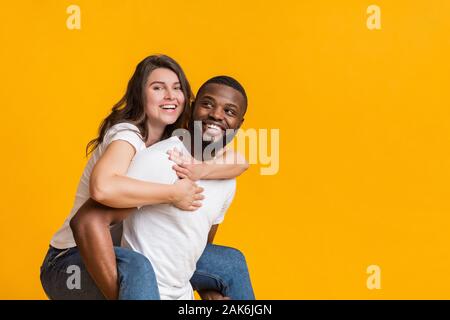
[106,122,142,137]
[102,122,145,152]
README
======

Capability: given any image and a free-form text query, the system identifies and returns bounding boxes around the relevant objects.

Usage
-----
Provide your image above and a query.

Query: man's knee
[220,246,249,273]
[224,246,245,259]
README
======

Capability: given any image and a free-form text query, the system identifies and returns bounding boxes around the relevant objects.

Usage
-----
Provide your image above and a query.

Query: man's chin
[202,133,224,142]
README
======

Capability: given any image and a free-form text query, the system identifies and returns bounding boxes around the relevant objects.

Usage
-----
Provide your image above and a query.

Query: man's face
[192,83,246,142]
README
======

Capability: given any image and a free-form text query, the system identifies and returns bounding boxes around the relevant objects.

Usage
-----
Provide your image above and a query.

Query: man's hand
[198,289,231,300]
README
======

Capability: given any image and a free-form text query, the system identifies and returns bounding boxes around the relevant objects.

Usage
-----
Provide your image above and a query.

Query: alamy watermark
[172,122,280,176]
[66,265,81,290]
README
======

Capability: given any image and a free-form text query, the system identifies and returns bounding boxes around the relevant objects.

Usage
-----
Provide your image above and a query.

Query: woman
[40,55,254,300]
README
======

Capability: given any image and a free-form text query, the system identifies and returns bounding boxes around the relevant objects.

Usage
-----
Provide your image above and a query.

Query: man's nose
[209,106,225,120]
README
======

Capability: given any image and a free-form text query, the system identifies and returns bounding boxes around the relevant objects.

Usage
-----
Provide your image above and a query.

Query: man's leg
[40,246,160,300]
[190,244,255,300]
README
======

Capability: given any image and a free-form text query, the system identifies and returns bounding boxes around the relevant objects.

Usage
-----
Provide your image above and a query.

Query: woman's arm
[71,138,205,299]
[70,199,131,300]
[90,140,203,209]
[71,141,204,300]
[168,148,249,181]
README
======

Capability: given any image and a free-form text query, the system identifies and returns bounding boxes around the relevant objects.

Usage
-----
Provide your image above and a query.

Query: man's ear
[238,118,245,129]
[190,100,197,115]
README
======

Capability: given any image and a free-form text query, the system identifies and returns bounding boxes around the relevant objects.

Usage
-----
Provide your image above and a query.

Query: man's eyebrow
[201,95,239,109]
[225,103,238,109]
[200,95,216,101]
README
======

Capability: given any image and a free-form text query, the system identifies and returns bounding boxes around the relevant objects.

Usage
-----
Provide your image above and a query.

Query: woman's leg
[190,244,255,300]
[114,247,160,300]
[40,245,160,300]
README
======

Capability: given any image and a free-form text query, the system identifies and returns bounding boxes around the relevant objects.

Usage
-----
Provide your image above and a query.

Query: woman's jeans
[40,243,255,300]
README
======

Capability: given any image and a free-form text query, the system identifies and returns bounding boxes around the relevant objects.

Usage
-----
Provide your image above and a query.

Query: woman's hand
[168,148,206,181]
[172,178,204,211]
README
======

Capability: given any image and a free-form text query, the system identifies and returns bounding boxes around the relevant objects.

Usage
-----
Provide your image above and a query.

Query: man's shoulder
[126,137,178,182]
[147,136,181,153]
[134,137,180,158]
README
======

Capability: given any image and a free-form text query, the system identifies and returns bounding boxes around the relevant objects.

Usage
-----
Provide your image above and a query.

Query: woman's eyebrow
[148,81,181,86]
[149,81,165,86]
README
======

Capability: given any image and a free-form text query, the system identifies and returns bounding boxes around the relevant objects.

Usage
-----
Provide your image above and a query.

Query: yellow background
[1,0,450,299]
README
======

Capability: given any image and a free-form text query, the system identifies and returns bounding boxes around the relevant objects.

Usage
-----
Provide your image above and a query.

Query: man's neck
[182,128,224,162]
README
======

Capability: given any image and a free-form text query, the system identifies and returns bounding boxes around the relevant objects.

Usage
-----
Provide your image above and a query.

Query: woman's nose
[165,88,176,100]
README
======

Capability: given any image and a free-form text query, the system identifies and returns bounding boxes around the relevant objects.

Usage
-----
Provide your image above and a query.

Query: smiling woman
[143,68,186,146]
[85,55,192,157]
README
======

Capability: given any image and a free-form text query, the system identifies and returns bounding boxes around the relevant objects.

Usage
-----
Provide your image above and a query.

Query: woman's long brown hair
[86,54,193,156]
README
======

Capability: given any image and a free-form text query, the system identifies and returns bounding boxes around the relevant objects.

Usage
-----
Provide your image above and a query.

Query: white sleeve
[102,123,145,154]
[213,182,236,225]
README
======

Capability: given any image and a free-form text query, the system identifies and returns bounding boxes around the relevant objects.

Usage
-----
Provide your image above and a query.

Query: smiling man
[197,80,246,142]
[178,78,247,165]
[120,76,252,300]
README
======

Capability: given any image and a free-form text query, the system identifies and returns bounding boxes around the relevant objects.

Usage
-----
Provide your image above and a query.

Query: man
[70,76,254,300]
[121,76,249,299]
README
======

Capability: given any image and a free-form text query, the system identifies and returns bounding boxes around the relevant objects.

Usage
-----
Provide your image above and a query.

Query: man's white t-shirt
[50,122,236,300]
[50,123,146,249]
[121,136,236,300]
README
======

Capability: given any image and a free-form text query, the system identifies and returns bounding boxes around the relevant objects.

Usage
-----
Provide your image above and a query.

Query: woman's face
[144,68,185,128]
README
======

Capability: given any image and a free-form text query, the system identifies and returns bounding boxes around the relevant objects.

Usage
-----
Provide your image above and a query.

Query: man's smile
[202,121,226,137]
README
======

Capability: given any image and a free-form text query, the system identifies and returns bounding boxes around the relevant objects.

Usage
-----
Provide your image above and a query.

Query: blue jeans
[40,243,254,300]
[191,244,255,300]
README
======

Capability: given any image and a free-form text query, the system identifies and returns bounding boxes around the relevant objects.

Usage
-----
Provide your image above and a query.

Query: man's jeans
[40,243,255,300]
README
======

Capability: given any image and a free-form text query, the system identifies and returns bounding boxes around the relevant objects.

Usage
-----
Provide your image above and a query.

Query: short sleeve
[102,123,145,154]
[212,181,236,225]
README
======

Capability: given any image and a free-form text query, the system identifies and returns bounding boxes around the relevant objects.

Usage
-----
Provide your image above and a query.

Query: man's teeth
[206,124,222,131]
[161,105,176,109]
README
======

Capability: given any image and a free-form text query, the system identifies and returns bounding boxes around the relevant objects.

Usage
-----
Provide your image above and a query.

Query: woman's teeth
[160,104,176,109]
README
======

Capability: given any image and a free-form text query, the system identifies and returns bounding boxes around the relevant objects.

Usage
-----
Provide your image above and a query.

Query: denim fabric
[191,243,255,300]
[40,243,254,300]
[40,246,160,300]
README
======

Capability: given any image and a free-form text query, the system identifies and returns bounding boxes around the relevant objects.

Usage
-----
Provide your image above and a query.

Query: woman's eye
[174,86,182,90]
[153,86,162,90]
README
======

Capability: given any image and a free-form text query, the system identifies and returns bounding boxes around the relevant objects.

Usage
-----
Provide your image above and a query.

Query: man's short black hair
[196,76,248,109]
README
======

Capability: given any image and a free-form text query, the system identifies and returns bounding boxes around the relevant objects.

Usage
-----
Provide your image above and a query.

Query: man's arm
[70,198,134,300]
[207,224,219,244]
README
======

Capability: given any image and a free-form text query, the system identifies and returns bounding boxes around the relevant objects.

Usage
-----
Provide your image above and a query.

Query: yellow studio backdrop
[1,0,450,299]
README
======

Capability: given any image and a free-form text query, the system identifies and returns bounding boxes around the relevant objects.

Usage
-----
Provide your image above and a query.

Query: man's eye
[203,102,212,108]
[225,109,236,116]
